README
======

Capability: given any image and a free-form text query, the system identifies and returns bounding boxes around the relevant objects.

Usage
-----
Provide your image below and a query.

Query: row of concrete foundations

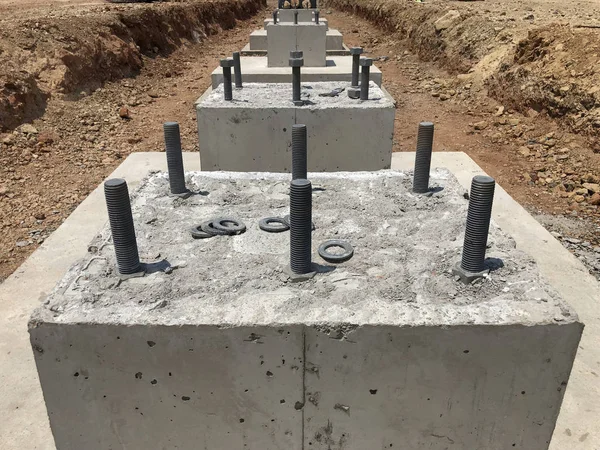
[26,7,585,450]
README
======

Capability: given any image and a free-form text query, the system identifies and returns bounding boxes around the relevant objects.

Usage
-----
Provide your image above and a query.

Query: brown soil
[0,0,266,281]
[1,0,599,283]
[322,0,600,240]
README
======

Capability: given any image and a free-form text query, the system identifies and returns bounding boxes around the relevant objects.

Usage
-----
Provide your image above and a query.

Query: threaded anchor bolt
[289,178,314,277]
[314,10,320,24]
[292,124,308,180]
[289,51,304,106]
[349,47,363,88]
[104,179,143,277]
[453,175,496,283]
[294,10,299,24]
[163,122,190,197]
[412,122,435,194]
[360,58,373,101]
[232,52,243,89]
[273,10,278,24]
[220,58,234,101]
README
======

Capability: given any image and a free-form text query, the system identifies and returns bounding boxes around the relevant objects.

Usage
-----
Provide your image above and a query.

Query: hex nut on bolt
[347,87,361,99]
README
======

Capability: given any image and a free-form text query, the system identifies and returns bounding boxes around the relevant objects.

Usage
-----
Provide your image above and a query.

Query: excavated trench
[323,0,600,140]
[0,0,266,131]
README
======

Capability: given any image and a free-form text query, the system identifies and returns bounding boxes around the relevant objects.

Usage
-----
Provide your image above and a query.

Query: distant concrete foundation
[195,81,395,172]
[30,169,582,450]
[211,56,382,88]
[245,29,347,56]
[267,23,327,67]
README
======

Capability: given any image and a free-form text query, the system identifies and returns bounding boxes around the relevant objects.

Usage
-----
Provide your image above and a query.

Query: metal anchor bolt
[104,179,143,277]
[360,57,373,101]
[453,176,496,283]
[412,122,434,194]
[163,122,190,197]
[289,178,313,277]
[289,51,304,106]
[292,124,308,180]
[232,52,243,89]
[220,58,234,101]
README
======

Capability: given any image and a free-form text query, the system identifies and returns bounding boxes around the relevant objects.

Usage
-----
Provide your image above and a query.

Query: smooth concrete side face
[195,82,395,172]
[211,56,383,88]
[267,23,327,67]
[265,17,328,30]
[31,323,304,450]
[249,29,344,52]
[304,324,582,450]
[276,8,315,22]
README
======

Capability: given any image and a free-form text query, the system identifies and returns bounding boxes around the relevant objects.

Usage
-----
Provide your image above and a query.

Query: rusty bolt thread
[412,122,434,194]
[314,10,320,24]
[292,124,308,180]
[163,122,187,195]
[461,176,496,273]
[360,64,371,100]
[273,10,278,24]
[232,52,243,89]
[290,178,312,274]
[294,10,298,24]
[104,179,142,275]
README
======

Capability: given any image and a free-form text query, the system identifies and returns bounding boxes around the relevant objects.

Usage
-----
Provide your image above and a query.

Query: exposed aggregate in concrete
[200,81,392,109]
[32,170,577,327]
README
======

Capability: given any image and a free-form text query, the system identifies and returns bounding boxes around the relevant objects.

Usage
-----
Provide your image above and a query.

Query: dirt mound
[323,0,600,137]
[0,0,265,131]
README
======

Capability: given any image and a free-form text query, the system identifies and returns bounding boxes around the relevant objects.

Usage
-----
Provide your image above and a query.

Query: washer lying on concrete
[29,169,582,450]
[195,81,395,172]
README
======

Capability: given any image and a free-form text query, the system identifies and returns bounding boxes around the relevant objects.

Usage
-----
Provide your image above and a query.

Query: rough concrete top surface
[32,170,578,328]
[197,81,393,109]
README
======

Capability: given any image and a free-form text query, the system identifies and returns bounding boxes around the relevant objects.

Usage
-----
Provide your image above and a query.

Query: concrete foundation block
[276,8,315,22]
[267,23,327,67]
[304,324,582,450]
[249,29,267,50]
[211,56,382,88]
[265,17,328,30]
[249,29,345,52]
[195,82,395,172]
[30,169,583,450]
[326,29,344,50]
[31,323,305,449]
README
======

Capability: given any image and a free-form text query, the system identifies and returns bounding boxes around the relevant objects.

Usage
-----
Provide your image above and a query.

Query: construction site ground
[1,0,600,283]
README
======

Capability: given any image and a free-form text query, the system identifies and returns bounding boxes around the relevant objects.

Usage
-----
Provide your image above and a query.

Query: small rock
[37,130,57,145]
[583,183,600,193]
[495,106,505,116]
[589,193,600,206]
[508,118,520,126]
[574,195,586,203]
[523,14,534,20]
[434,10,461,31]
[439,93,450,101]
[118,107,130,119]
[473,121,488,130]
[575,188,588,195]
[518,146,531,157]
[21,124,38,135]
[0,185,8,196]
[16,241,30,248]
[34,212,46,220]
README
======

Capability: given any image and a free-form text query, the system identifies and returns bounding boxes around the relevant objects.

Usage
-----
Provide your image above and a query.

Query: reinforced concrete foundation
[29,169,582,450]
[195,81,395,172]
[267,23,327,67]
[211,56,382,88]
[265,17,328,30]
[243,29,347,56]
